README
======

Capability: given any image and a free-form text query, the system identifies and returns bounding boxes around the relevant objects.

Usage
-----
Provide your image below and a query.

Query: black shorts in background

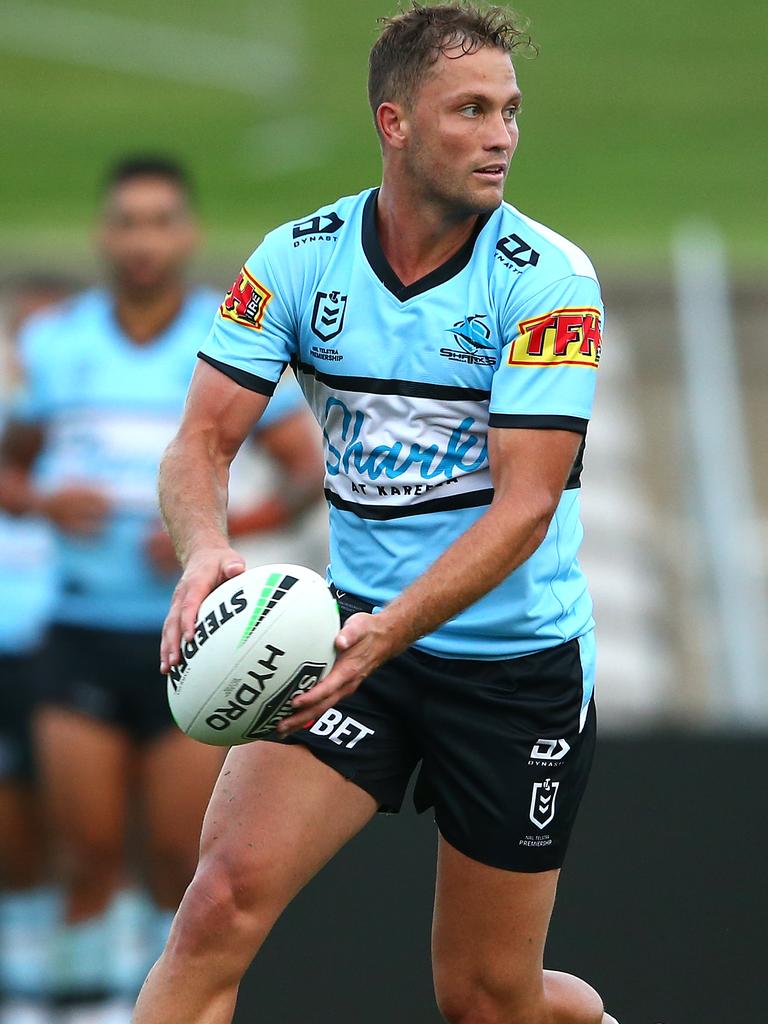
[279,591,597,873]
[37,623,173,743]
[0,653,40,782]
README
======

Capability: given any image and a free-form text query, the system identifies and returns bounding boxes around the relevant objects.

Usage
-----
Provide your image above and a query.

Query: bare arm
[0,419,110,532]
[281,426,583,733]
[158,359,271,671]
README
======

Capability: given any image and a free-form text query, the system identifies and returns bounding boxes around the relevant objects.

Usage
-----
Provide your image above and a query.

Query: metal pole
[673,224,768,724]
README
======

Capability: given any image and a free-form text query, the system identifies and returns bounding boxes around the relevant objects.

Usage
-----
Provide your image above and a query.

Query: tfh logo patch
[311,290,348,342]
[529,778,560,830]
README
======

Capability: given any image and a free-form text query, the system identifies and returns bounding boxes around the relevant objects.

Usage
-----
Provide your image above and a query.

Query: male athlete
[0,159,323,1022]
[137,5,618,1023]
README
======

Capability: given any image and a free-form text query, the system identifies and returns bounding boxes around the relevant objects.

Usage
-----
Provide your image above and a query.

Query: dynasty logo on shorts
[508,307,601,368]
[529,738,570,764]
[219,266,273,332]
[529,778,559,830]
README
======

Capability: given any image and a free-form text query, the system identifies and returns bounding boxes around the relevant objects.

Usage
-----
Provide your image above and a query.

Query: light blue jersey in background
[0,405,55,655]
[17,289,303,633]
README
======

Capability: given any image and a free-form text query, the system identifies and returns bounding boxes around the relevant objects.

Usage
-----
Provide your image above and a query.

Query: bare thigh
[432,835,558,1013]
[432,837,604,1024]
[35,706,131,917]
[195,739,378,908]
[139,729,224,908]
[0,781,46,887]
[133,742,378,1024]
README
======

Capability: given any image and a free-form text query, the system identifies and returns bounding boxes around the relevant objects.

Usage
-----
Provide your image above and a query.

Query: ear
[376,101,409,150]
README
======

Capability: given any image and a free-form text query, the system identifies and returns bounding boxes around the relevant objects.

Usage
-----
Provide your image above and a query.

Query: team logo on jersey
[529,779,560,830]
[219,267,273,332]
[508,307,601,368]
[440,314,497,366]
[311,290,348,342]
[495,233,540,271]
[292,211,344,245]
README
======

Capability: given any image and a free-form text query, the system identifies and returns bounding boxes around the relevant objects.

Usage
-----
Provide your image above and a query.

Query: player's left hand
[276,611,403,736]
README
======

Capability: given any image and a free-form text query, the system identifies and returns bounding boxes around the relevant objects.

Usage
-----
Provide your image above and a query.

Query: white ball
[167,564,340,745]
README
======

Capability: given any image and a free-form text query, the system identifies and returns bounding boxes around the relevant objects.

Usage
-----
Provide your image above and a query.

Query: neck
[112,282,186,345]
[376,175,480,287]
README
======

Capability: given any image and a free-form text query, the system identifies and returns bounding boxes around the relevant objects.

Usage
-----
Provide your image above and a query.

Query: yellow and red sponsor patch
[218,266,273,332]
[507,306,602,368]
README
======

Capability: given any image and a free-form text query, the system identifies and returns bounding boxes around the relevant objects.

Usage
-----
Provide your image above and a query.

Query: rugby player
[137,5,619,1023]
[0,159,323,1022]
[0,275,76,1024]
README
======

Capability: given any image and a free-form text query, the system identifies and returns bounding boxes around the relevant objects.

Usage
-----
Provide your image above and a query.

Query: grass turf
[1,0,765,274]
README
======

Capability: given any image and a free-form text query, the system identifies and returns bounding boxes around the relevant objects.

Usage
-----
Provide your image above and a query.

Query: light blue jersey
[17,289,304,632]
[201,188,603,659]
[0,406,55,655]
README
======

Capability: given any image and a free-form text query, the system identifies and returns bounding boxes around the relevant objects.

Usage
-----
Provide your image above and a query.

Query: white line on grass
[0,0,299,95]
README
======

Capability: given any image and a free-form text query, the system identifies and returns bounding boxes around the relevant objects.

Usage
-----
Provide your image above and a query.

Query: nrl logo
[529,778,559,831]
[311,290,348,342]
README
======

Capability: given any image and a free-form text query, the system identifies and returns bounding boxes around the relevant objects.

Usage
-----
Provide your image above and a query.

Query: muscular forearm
[159,433,232,567]
[380,496,552,652]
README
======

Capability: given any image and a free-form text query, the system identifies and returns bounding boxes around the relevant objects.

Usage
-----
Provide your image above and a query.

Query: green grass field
[1,0,766,274]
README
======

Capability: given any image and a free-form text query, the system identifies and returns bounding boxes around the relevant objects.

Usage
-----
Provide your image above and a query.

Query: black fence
[235,734,766,1024]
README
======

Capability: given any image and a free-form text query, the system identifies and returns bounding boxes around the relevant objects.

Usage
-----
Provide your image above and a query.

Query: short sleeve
[198,228,298,397]
[11,316,56,423]
[490,274,603,434]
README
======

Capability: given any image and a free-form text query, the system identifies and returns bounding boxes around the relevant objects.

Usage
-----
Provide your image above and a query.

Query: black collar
[361,188,491,302]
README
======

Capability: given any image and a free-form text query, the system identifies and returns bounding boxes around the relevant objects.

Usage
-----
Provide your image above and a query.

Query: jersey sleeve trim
[197,353,278,397]
[488,413,588,434]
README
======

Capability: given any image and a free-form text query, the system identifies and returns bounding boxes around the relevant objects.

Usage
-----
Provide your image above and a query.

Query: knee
[435,974,541,1024]
[167,856,280,964]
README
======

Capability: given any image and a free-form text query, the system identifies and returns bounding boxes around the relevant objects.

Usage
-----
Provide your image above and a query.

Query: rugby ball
[167,564,339,745]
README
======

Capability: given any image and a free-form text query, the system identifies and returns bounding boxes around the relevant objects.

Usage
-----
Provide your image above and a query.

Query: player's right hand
[160,545,246,674]
[38,485,111,535]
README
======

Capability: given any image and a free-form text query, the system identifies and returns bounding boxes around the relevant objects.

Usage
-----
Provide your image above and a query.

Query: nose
[485,111,515,153]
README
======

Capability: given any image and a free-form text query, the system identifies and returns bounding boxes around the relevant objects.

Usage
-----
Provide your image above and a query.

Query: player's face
[405,45,520,216]
[99,178,198,293]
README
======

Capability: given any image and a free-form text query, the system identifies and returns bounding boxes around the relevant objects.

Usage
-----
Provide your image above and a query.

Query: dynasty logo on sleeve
[219,266,273,332]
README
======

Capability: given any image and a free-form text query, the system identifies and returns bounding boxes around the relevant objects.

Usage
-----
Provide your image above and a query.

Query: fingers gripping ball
[167,564,340,745]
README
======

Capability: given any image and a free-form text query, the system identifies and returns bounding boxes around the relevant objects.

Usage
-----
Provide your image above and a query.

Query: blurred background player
[0,274,78,1024]
[0,157,324,1024]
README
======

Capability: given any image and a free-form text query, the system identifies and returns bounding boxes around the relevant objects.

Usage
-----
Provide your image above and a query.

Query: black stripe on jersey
[197,353,278,396]
[489,414,586,488]
[488,413,588,434]
[325,487,495,520]
[362,188,492,302]
[294,359,490,402]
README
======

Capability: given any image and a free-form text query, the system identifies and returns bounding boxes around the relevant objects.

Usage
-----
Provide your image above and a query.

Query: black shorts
[37,623,173,743]
[281,591,597,872]
[0,653,39,782]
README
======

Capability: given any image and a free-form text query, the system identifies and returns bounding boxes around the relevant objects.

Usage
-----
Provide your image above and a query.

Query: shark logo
[441,314,496,366]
